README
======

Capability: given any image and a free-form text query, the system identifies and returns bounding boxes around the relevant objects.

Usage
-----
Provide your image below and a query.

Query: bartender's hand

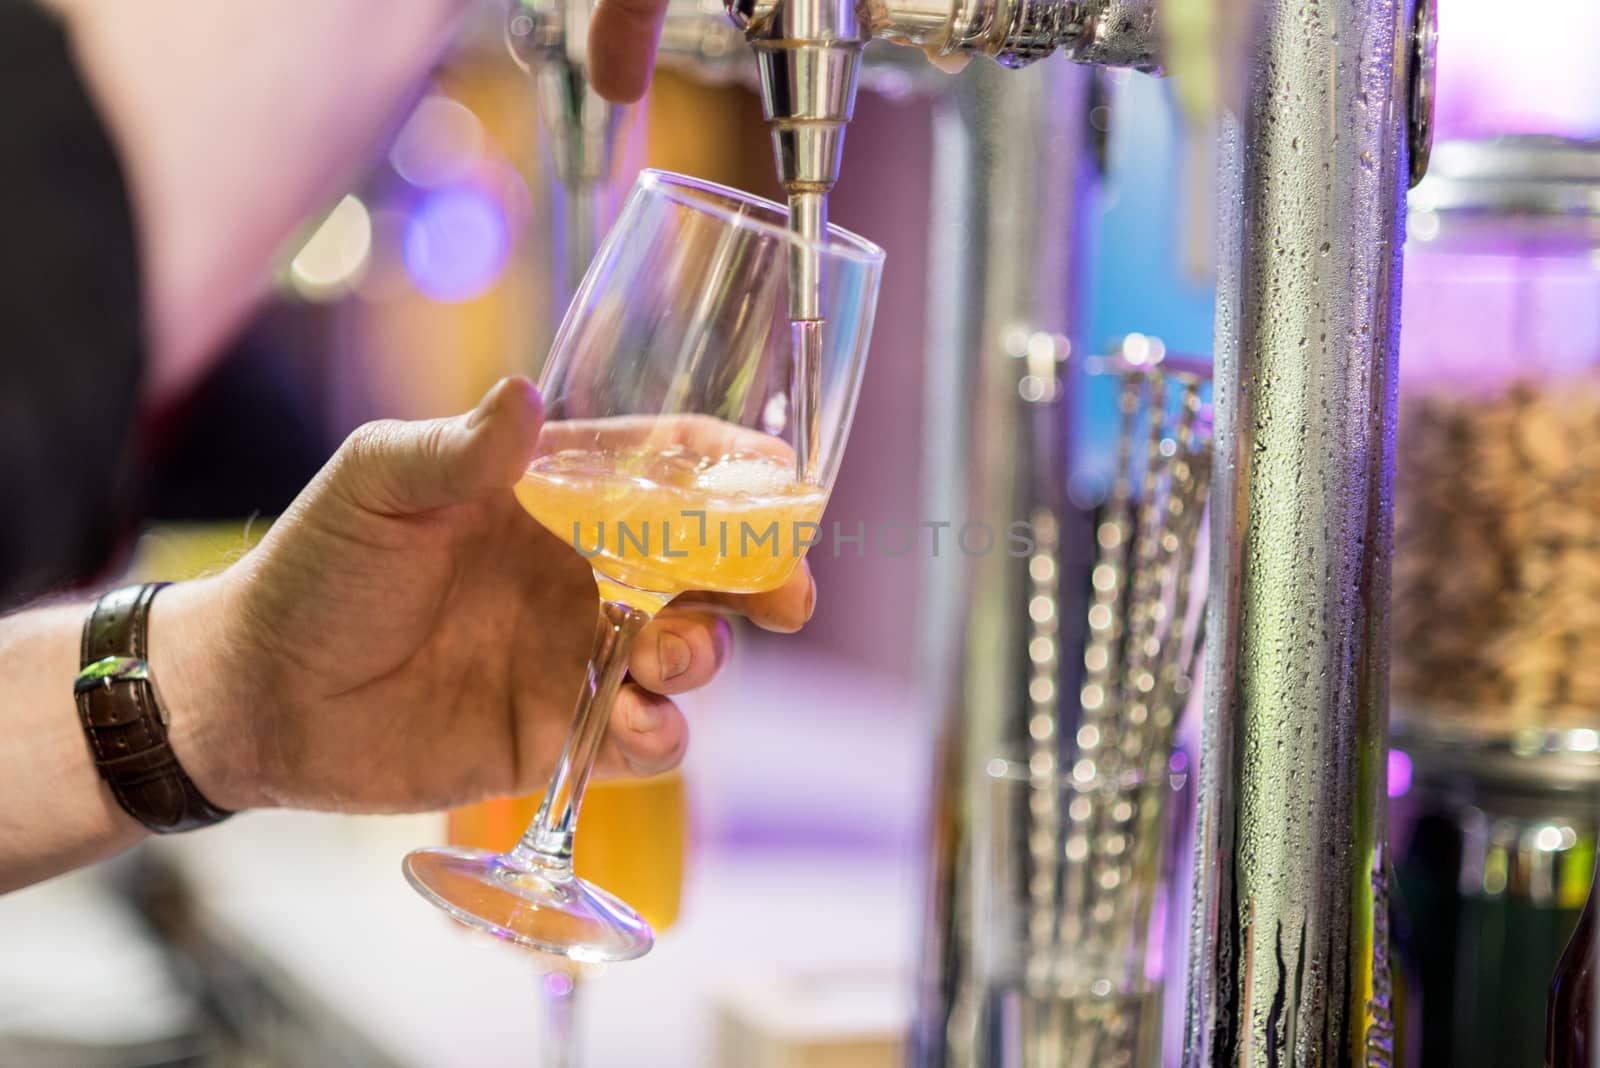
[157,377,815,813]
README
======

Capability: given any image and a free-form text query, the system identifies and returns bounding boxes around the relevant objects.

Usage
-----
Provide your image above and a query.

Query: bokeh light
[403,184,511,303]
[389,95,485,189]
[289,195,373,301]
[1388,749,1413,799]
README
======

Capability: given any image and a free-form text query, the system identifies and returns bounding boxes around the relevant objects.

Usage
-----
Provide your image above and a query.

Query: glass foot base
[402,846,654,962]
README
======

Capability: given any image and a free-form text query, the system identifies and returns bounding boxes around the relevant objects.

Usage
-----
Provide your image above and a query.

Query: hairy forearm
[0,578,245,892]
[43,0,473,406]
[0,599,142,890]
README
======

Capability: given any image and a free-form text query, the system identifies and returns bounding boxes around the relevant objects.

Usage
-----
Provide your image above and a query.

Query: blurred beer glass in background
[449,776,688,936]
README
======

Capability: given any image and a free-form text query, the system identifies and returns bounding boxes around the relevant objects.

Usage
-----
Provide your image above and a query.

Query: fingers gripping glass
[403,171,884,961]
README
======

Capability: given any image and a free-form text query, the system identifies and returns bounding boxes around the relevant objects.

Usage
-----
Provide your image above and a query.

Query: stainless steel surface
[719,0,1169,490]
[718,0,1166,134]
[1050,0,1164,72]
[862,0,1163,71]
[726,0,864,486]
[1183,0,1415,1063]
[744,0,864,199]
[509,0,627,303]
[913,59,1094,1068]
[659,0,948,96]
[1407,0,1437,188]
[1412,136,1600,218]
[537,60,620,292]
[517,0,619,188]
[1406,137,1600,258]
[791,317,824,481]
[785,192,829,323]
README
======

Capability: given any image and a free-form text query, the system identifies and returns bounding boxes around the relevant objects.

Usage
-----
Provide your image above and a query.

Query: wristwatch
[74,583,232,834]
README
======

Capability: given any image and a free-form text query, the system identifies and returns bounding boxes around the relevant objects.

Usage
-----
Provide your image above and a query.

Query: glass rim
[637,169,886,266]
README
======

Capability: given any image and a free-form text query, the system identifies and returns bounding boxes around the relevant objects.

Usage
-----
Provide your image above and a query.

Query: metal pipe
[860,0,1163,72]
[658,0,948,96]
[913,58,1094,1068]
[1183,0,1414,1061]
[510,0,626,311]
[534,62,619,299]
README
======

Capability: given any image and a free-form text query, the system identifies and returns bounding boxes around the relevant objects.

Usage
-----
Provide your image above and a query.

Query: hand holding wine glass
[403,170,884,961]
[159,375,816,822]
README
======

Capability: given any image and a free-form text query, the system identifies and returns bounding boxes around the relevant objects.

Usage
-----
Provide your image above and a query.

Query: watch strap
[75,583,232,834]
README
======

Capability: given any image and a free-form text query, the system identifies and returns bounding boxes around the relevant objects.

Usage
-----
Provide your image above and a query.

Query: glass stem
[539,968,580,1068]
[512,599,651,868]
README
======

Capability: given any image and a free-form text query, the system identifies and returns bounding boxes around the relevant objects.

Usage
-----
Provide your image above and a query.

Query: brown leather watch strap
[75,583,232,834]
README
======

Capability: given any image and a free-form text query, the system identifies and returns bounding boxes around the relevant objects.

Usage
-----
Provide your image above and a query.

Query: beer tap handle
[509,0,627,302]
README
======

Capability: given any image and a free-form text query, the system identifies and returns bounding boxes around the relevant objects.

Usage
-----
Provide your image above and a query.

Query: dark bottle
[1549,873,1596,1067]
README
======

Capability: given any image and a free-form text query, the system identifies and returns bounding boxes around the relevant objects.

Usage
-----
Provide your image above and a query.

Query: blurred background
[6,0,1600,1065]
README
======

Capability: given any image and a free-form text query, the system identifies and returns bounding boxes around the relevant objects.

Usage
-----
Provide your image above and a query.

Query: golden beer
[514,448,825,610]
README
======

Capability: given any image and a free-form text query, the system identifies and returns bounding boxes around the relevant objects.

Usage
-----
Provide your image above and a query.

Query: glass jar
[1391,135,1600,1068]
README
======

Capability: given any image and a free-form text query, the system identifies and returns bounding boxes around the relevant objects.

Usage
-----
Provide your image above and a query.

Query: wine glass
[403,169,884,962]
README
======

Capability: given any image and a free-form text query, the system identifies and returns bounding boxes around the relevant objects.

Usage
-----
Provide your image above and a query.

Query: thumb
[339,377,544,515]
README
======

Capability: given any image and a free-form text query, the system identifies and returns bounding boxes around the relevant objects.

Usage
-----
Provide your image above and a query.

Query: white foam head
[696,458,792,497]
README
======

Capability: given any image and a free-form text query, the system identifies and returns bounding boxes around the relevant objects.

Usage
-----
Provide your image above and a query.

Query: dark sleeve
[0,1,145,609]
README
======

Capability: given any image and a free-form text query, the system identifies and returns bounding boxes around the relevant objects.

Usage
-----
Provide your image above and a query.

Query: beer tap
[508,0,627,305]
[719,0,1160,479]
[731,0,864,480]
[726,0,867,479]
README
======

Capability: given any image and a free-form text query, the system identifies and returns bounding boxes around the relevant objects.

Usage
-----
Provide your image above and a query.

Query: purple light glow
[1388,749,1413,799]
[1434,0,1600,139]
[1144,880,1168,983]
[1400,252,1600,390]
[403,184,510,303]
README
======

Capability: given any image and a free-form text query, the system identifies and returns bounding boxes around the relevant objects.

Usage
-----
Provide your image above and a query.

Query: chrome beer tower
[509,0,1438,1060]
